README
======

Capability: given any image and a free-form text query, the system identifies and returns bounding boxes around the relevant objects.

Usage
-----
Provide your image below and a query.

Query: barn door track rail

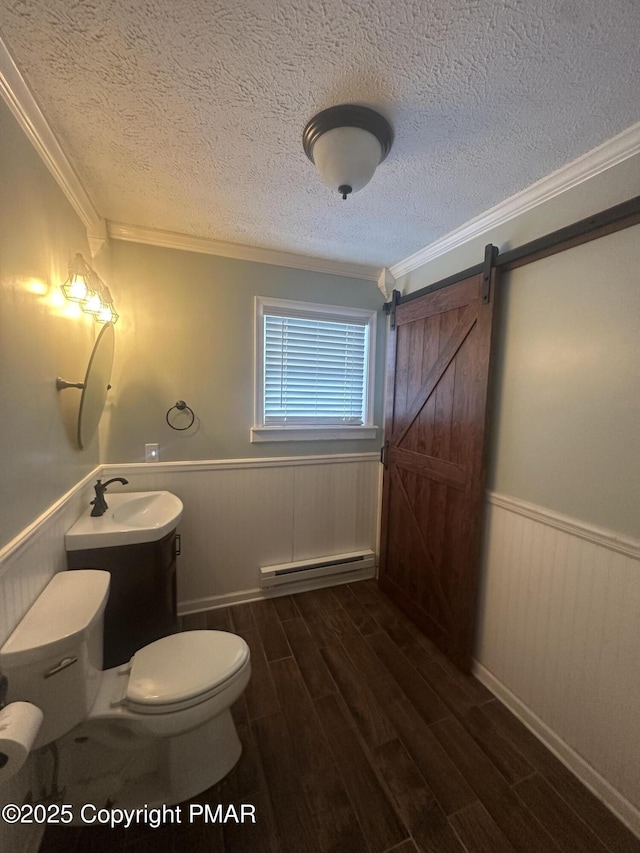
[384,194,640,312]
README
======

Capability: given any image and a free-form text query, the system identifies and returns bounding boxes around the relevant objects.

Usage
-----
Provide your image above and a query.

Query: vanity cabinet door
[67,529,179,668]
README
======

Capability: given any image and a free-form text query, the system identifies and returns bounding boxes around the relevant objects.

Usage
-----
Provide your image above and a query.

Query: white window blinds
[263,312,369,425]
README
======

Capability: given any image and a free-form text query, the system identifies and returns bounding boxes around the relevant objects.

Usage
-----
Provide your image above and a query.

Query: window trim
[252,296,378,442]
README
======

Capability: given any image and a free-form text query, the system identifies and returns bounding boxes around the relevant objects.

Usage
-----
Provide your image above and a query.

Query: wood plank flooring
[39,579,640,853]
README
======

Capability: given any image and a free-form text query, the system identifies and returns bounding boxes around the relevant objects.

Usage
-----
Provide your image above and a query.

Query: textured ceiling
[1,0,639,268]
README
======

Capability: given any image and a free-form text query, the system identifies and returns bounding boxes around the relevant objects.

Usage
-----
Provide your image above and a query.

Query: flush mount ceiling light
[303,104,393,200]
[61,253,119,325]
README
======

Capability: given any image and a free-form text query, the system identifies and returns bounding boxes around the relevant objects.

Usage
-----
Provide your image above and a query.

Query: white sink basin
[65,491,183,551]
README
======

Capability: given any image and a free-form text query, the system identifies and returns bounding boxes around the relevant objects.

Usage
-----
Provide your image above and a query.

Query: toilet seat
[121,631,249,715]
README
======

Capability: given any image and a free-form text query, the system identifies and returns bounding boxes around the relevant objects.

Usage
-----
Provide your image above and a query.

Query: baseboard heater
[260,549,375,588]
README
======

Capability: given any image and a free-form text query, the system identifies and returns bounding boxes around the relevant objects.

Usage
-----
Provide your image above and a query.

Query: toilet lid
[126,630,249,708]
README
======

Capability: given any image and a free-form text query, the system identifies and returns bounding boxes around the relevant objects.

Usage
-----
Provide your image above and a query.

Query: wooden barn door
[379,257,499,672]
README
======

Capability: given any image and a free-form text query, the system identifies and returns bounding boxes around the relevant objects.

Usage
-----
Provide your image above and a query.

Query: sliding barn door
[379,266,498,672]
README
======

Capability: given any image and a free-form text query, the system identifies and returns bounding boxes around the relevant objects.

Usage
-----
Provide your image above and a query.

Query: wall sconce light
[303,104,393,200]
[61,253,119,324]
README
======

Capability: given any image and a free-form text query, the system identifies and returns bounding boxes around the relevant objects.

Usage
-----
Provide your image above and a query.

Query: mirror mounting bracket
[55,321,115,449]
[56,378,85,391]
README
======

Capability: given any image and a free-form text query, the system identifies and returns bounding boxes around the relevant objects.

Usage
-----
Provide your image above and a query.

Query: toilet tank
[0,570,110,747]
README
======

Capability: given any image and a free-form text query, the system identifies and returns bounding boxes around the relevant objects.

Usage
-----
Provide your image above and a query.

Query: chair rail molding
[486,491,640,558]
[476,492,640,837]
[107,453,380,612]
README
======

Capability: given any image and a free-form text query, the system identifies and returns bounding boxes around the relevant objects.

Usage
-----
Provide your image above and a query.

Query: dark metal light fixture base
[303,104,394,165]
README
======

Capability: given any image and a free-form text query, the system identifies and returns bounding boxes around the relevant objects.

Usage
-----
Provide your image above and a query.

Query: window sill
[250,425,379,443]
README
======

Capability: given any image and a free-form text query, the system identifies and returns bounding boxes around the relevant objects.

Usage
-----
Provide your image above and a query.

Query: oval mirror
[78,322,115,449]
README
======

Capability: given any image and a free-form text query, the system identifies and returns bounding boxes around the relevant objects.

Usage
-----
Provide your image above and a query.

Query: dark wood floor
[41,579,639,853]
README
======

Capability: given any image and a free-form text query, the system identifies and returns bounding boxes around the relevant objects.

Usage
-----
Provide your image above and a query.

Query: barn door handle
[380,440,390,469]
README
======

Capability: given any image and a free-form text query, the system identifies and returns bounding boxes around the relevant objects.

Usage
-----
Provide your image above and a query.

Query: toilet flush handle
[44,657,78,679]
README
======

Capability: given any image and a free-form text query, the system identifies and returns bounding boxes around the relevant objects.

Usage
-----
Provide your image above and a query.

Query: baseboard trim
[178,565,376,615]
[487,491,640,559]
[473,661,640,839]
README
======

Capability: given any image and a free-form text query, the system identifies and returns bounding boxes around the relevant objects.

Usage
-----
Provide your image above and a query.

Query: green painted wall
[0,99,100,548]
[104,241,386,462]
[396,156,640,538]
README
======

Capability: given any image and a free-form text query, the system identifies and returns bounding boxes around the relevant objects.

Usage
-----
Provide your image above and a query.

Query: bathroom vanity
[65,489,184,669]
[67,529,179,668]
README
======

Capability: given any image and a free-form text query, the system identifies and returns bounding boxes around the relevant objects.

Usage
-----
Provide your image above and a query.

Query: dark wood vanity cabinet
[67,529,179,669]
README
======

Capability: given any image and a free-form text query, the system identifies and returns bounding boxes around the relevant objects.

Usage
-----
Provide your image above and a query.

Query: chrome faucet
[90,477,129,517]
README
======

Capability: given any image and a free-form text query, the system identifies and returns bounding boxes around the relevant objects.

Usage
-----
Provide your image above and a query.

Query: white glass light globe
[312,126,383,197]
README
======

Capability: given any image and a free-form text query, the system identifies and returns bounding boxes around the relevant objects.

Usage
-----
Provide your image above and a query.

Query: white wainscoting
[0,465,102,853]
[0,466,102,648]
[5,460,637,840]
[475,492,640,836]
[0,453,377,853]
[102,453,380,612]
[0,454,379,635]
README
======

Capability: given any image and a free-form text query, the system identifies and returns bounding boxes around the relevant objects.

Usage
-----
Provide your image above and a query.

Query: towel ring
[166,400,195,431]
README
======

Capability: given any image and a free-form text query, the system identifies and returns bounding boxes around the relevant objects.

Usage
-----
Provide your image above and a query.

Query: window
[252,296,378,442]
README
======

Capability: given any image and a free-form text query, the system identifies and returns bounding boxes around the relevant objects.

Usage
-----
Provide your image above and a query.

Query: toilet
[0,570,251,808]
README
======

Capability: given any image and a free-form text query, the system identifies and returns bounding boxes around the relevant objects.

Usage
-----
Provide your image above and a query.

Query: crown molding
[0,32,371,276]
[86,218,109,258]
[377,267,395,300]
[390,122,640,279]
[108,222,380,281]
[0,33,105,250]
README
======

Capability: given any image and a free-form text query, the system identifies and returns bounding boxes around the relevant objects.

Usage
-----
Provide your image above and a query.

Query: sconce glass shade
[61,253,119,325]
[96,285,119,324]
[62,255,90,303]
[303,104,393,199]
[97,304,119,324]
[62,274,88,302]
[82,290,103,315]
